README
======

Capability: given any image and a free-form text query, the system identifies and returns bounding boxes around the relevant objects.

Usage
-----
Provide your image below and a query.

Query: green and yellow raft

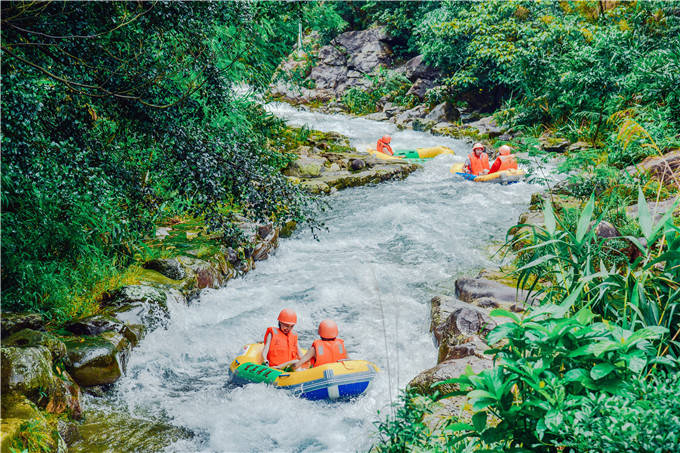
[229,342,379,401]
[367,145,455,161]
[450,162,526,184]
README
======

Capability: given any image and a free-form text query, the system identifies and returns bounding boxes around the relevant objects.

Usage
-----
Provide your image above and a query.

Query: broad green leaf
[486,322,516,345]
[445,422,474,432]
[574,306,597,325]
[575,194,595,243]
[514,254,557,273]
[489,308,520,323]
[637,187,652,241]
[590,362,616,380]
[563,368,588,382]
[650,198,679,243]
[570,340,619,358]
[624,325,668,348]
[544,409,563,431]
[624,351,648,373]
[472,411,487,432]
[544,199,556,235]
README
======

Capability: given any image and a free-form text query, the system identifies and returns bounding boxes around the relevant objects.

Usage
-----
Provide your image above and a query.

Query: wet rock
[568,140,591,152]
[539,134,570,152]
[408,356,492,397]
[58,418,81,445]
[64,315,138,345]
[349,158,366,171]
[440,337,488,363]
[1,312,44,338]
[1,395,41,451]
[626,150,680,184]
[283,156,327,178]
[1,346,53,399]
[382,102,403,118]
[279,220,298,238]
[257,224,273,240]
[178,256,223,289]
[62,336,123,387]
[394,104,429,129]
[425,102,460,123]
[46,370,82,419]
[455,277,531,305]
[591,220,620,239]
[252,228,279,262]
[364,111,388,121]
[143,258,185,281]
[4,329,67,361]
[104,285,173,330]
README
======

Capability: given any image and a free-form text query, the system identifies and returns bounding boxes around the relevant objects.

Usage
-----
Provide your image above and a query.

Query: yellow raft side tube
[450,162,526,183]
[229,343,380,400]
[367,145,455,160]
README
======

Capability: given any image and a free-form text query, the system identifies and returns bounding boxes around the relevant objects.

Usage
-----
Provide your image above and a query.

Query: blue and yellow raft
[229,343,379,401]
[367,145,455,161]
[449,162,526,184]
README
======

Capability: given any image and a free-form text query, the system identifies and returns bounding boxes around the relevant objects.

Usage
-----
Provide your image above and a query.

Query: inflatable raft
[367,145,455,160]
[450,162,526,184]
[229,343,379,401]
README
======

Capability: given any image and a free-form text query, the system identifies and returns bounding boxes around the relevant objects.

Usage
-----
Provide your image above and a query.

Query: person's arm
[463,157,471,173]
[272,359,297,370]
[293,346,316,370]
[297,342,304,362]
[261,333,272,366]
[385,144,393,156]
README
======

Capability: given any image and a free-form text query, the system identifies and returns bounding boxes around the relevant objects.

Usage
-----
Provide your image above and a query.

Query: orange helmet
[278,308,297,325]
[499,145,512,155]
[472,142,485,152]
[318,319,338,339]
[382,135,391,143]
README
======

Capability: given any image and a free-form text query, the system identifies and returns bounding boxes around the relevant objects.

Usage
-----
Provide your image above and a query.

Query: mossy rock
[62,336,122,387]
[1,346,54,399]
[1,313,44,338]
[4,329,67,362]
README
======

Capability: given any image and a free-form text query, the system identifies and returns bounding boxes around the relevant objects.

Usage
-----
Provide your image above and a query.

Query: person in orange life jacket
[262,308,304,369]
[488,145,518,174]
[293,319,348,370]
[463,142,490,175]
[376,135,393,156]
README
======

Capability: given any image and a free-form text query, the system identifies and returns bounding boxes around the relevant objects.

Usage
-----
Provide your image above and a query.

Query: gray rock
[408,356,492,396]
[332,27,392,74]
[382,102,403,118]
[626,196,679,224]
[349,158,366,171]
[568,140,591,152]
[104,285,177,330]
[317,44,346,66]
[1,346,53,397]
[283,156,327,178]
[64,315,138,346]
[455,277,531,305]
[539,134,570,153]
[1,312,44,338]
[177,256,223,289]
[466,116,502,138]
[4,329,67,361]
[406,78,436,100]
[364,111,388,121]
[425,102,460,123]
[393,104,428,129]
[143,258,185,280]
[395,54,439,82]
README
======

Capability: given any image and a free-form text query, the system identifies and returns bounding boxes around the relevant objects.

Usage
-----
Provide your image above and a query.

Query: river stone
[408,356,492,397]
[539,134,570,152]
[395,54,440,82]
[363,111,388,121]
[349,158,366,171]
[625,150,680,183]
[252,229,279,262]
[279,220,298,238]
[406,78,436,100]
[283,156,327,178]
[104,285,172,330]
[1,312,44,338]
[64,315,138,345]
[1,346,54,398]
[425,102,460,123]
[143,258,185,281]
[178,256,222,289]
[1,395,41,452]
[466,116,502,138]
[46,370,82,419]
[4,329,67,361]
[62,336,123,387]
[455,277,530,305]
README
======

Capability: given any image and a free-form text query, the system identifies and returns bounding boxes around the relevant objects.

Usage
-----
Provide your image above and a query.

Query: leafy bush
[1,2,320,321]
[372,391,436,452]
[558,371,680,452]
[341,68,415,114]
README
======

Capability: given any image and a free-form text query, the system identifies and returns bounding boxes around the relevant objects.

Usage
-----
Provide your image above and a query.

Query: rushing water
[72,104,541,453]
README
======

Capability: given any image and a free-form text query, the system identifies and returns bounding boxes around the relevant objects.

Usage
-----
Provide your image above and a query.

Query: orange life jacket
[264,327,299,366]
[467,152,490,175]
[312,338,347,367]
[377,139,393,156]
[497,154,518,171]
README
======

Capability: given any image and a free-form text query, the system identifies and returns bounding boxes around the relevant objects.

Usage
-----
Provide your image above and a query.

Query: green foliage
[1,2,319,321]
[341,68,414,114]
[434,306,674,451]
[372,391,438,452]
[558,371,680,452]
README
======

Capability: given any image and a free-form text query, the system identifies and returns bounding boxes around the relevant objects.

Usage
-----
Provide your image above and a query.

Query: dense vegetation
[1,2,327,322]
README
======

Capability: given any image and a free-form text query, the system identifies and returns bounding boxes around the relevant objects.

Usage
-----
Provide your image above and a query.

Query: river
[71,103,541,453]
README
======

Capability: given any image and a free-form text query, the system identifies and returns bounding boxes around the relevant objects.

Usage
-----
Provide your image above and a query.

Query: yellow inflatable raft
[367,145,455,160]
[229,343,379,401]
[450,162,526,184]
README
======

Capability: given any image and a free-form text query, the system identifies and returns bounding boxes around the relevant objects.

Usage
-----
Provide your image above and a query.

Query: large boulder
[62,336,124,387]
[466,116,503,138]
[406,78,436,100]
[395,54,439,82]
[455,277,532,306]
[64,315,139,346]
[626,150,680,183]
[538,134,570,153]
[1,346,53,399]
[283,156,327,178]
[103,285,184,331]
[331,27,393,74]
[1,313,44,338]
[3,329,66,362]
[425,102,460,123]
[143,258,185,281]
[408,356,492,397]
[393,104,429,129]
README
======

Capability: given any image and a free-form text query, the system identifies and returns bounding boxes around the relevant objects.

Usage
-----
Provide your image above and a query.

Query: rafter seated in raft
[449,162,526,184]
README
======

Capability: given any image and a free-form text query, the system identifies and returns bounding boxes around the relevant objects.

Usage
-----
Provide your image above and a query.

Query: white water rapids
[73,104,542,452]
